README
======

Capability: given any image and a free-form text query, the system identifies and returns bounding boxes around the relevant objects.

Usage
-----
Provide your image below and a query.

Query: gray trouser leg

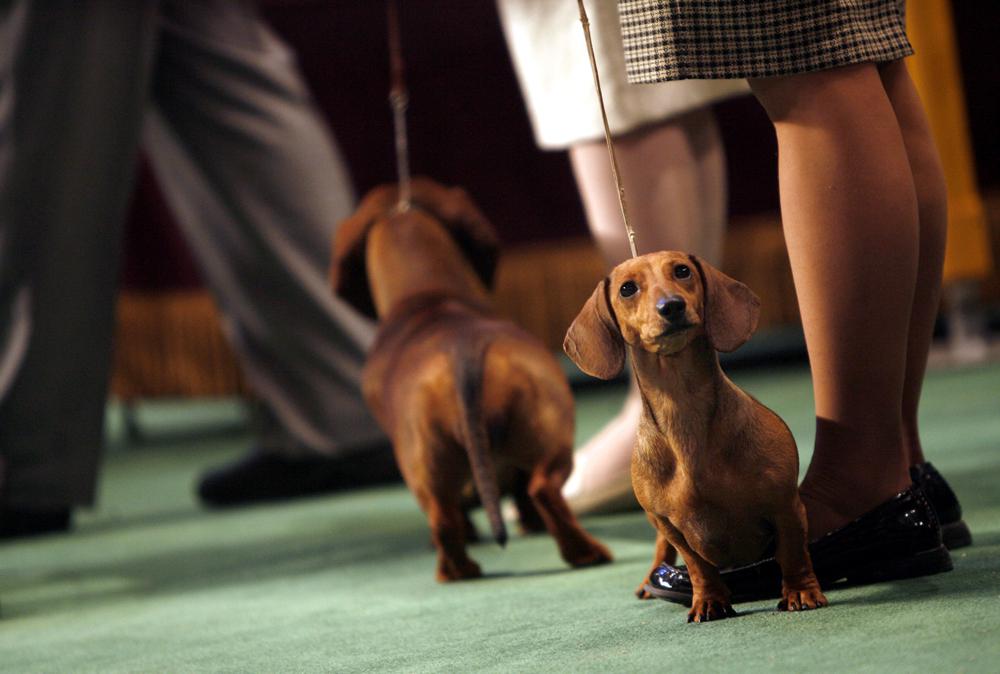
[145,1,381,456]
[0,1,159,508]
[1,1,382,509]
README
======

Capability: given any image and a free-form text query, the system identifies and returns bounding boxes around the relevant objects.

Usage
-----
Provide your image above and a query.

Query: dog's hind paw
[565,540,614,568]
[436,558,483,582]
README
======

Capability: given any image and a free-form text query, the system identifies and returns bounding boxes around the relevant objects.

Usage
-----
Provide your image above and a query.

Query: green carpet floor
[2,362,999,673]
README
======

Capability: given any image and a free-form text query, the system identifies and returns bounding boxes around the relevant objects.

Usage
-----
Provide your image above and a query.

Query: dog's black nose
[656,296,686,321]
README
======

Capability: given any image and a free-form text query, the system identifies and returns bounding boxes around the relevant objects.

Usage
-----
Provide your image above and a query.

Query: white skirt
[496,0,749,150]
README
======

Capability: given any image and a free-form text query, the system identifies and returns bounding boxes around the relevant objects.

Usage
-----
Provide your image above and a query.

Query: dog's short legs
[424,493,482,582]
[526,457,613,568]
[461,508,481,543]
[512,469,546,534]
[636,519,678,599]
[774,498,828,611]
[682,553,735,623]
[651,517,734,622]
[395,425,481,581]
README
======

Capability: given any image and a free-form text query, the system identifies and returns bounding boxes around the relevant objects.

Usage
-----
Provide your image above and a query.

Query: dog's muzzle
[656,295,687,322]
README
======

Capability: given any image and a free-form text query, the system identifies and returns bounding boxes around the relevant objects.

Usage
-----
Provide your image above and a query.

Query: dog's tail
[452,335,507,548]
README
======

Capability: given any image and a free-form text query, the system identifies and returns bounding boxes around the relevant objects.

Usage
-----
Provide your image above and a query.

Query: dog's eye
[619,280,639,298]
[673,264,692,280]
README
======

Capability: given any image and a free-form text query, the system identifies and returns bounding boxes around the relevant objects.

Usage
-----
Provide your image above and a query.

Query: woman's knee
[748,62,887,124]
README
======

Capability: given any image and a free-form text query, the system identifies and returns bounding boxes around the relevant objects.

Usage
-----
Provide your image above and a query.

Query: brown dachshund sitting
[564,251,826,621]
[330,177,612,581]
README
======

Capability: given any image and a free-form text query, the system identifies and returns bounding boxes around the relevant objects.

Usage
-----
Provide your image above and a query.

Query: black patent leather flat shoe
[0,507,72,540]
[910,462,972,550]
[645,485,952,605]
[197,443,400,508]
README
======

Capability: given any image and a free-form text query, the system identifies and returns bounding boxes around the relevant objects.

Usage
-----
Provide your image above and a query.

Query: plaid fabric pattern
[619,0,913,82]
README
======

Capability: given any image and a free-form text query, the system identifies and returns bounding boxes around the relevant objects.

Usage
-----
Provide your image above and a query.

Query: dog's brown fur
[331,178,612,581]
[564,251,826,621]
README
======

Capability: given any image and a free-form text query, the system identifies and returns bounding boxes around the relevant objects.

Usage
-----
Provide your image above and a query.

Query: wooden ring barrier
[111,292,250,400]
[907,0,994,283]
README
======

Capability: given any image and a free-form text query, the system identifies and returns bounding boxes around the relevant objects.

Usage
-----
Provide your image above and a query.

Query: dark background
[259,1,781,244]
[122,0,997,289]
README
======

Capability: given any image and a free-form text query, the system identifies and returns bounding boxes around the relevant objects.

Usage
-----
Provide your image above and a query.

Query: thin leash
[575,0,638,258]
[387,0,411,212]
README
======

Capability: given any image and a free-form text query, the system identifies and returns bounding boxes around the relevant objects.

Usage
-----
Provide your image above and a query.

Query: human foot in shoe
[910,462,972,549]
[562,384,641,515]
[644,485,952,605]
[0,506,72,540]
[797,446,912,541]
[197,442,400,508]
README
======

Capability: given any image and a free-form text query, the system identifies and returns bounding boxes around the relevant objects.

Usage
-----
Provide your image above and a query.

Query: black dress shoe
[910,462,972,549]
[645,485,952,605]
[0,507,72,540]
[197,442,401,507]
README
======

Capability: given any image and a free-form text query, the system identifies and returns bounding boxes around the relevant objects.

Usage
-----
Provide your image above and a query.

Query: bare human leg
[570,108,727,266]
[877,60,948,467]
[749,63,918,538]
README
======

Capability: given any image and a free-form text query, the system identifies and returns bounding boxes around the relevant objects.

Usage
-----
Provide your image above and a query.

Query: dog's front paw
[687,594,736,623]
[436,557,483,582]
[778,585,828,612]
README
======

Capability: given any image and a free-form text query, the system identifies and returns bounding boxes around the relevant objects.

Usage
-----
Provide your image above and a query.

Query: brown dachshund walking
[564,251,826,621]
[331,178,612,581]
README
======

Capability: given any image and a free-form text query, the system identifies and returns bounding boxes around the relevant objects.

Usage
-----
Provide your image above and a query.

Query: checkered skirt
[619,0,913,82]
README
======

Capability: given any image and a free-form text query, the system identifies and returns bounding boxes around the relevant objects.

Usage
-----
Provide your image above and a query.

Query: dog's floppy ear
[409,177,500,289]
[330,186,397,318]
[563,278,625,379]
[690,255,760,353]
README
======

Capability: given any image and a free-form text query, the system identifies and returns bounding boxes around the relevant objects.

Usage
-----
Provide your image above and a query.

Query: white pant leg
[496,0,748,149]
